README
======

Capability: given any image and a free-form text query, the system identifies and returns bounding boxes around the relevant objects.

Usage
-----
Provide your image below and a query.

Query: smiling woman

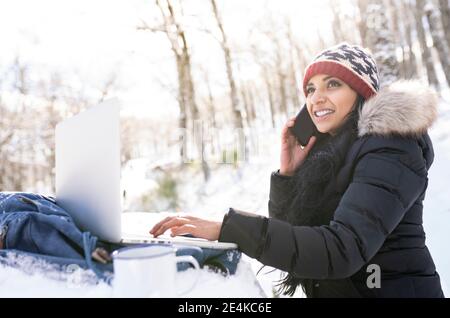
[305,75,358,136]
[152,43,444,298]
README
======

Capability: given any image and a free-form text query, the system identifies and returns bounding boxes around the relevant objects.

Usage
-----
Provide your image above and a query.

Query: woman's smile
[313,108,335,122]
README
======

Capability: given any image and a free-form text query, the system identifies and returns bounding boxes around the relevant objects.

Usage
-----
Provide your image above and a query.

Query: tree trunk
[180,25,210,180]
[277,67,288,116]
[202,70,217,129]
[439,0,450,49]
[293,43,308,84]
[285,21,302,109]
[241,84,256,126]
[176,55,188,162]
[246,84,257,123]
[401,0,419,78]
[201,68,220,158]
[154,0,210,180]
[356,0,369,47]
[210,0,244,130]
[263,67,277,128]
[425,2,450,87]
[211,0,248,164]
[363,1,400,86]
[330,0,346,43]
[388,0,407,78]
[415,0,440,88]
[153,0,188,162]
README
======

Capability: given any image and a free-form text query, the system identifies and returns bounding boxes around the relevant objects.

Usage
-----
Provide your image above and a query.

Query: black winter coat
[218,81,445,298]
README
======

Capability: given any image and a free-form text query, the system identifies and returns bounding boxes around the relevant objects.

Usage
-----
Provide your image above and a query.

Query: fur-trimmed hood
[358,80,438,137]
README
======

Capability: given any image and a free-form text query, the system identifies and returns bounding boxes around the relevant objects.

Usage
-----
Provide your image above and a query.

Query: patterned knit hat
[302,43,380,100]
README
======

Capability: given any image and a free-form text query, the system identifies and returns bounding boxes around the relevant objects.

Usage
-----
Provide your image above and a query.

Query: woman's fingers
[150,214,198,236]
[302,136,317,153]
[151,217,191,237]
[149,214,220,240]
[150,216,173,235]
[284,116,299,137]
[286,117,296,128]
[151,217,180,237]
[150,217,221,241]
[170,224,196,237]
[283,117,297,132]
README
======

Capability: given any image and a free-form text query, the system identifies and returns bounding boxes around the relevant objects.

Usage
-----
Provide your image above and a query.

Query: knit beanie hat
[302,43,380,100]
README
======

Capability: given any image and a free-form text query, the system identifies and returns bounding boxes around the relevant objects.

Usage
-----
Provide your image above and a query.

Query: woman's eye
[306,87,315,95]
[328,80,341,88]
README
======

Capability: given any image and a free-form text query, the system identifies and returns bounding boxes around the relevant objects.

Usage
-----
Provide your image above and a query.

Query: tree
[139,0,210,180]
[250,42,277,128]
[387,0,408,78]
[399,0,419,79]
[439,0,450,49]
[362,0,400,86]
[285,20,303,109]
[274,37,289,116]
[257,17,292,118]
[356,0,369,47]
[415,0,439,88]
[198,66,220,158]
[240,82,257,126]
[210,0,245,131]
[330,0,346,44]
[425,1,450,87]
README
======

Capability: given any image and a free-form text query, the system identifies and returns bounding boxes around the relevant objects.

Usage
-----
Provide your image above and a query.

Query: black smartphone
[289,104,318,147]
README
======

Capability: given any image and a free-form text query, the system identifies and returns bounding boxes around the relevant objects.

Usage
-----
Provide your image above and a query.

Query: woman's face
[305,74,358,135]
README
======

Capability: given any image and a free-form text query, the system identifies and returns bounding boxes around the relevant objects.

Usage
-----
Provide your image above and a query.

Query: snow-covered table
[0,253,265,297]
[0,212,266,298]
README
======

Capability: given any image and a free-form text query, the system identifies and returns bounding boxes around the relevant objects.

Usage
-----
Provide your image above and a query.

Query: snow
[0,253,265,298]
[0,262,112,298]
[122,96,450,298]
[1,99,450,298]
[422,98,450,297]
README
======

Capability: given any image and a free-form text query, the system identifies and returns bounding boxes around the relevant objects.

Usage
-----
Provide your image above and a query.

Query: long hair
[275,95,365,296]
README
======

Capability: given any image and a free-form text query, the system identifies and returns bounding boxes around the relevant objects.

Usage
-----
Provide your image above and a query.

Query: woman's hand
[280,116,317,176]
[149,215,222,241]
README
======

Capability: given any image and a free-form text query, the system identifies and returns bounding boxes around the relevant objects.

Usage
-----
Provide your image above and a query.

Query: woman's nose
[310,90,326,105]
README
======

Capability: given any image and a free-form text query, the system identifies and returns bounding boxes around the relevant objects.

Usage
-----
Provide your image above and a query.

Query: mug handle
[175,255,200,296]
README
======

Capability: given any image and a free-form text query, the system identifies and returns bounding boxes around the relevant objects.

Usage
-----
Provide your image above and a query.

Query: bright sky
[0,0,336,118]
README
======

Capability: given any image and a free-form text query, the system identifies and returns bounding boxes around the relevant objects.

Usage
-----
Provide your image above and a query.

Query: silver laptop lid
[55,99,122,242]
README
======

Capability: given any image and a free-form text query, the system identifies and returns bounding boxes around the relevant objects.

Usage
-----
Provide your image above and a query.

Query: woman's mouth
[314,109,335,121]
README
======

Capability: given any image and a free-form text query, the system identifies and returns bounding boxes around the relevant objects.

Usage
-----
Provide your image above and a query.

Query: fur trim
[358,80,438,137]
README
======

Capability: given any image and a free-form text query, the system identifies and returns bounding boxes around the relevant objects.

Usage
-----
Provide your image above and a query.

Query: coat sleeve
[268,171,296,221]
[219,148,427,279]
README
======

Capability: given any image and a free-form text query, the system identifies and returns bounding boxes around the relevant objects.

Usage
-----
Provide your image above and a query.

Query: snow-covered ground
[421,103,450,297]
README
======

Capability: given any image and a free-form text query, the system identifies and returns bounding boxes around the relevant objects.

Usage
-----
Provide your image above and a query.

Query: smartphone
[289,104,318,147]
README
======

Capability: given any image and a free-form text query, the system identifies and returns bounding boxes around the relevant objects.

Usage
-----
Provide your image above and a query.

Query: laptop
[55,99,237,250]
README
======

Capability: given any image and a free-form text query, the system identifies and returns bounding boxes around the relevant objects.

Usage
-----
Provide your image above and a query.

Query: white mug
[112,244,200,297]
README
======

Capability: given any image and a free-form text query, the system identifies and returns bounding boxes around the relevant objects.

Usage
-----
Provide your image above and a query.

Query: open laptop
[55,99,237,250]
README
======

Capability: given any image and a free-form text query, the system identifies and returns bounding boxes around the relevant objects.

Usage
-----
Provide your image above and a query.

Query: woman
[150,43,444,298]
